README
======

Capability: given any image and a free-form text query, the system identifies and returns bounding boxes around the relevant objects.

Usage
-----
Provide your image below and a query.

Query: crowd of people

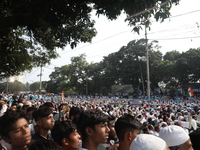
[0,93,200,150]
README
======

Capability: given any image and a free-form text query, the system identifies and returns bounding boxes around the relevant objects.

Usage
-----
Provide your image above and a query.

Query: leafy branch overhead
[0,0,180,78]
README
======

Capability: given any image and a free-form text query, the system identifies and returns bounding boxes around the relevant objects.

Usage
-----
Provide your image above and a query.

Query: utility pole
[145,23,151,104]
[86,76,88,96]
[125,1,169,104]
[38,65,42,94]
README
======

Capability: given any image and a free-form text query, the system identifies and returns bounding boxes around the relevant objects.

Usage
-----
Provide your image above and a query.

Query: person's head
[69,106,83,121]
[18,98,26,104]
[148,124,154,131]
[130,134,169,150]
[10,103,17,111]
[29,140,60,150]
[108,115,118,142]
[142,127,150,134]
[171,116,176,121]
[27,107,36,116]
[160,122,168,128]
[23,101,32,110]
[26,107,36,122]
[159,125,193,150]
[33,106,55,130]
[0,110,31,150]
[51,120,80,149]
[115,114,143,142]
[77,109,110,144]
[40,102,54,110]
[189,130,200,150]
[155,125,160,133]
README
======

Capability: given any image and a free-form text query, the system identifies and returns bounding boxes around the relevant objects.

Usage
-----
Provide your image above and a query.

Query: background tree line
[2,38,200,96]
[44,39,200,95]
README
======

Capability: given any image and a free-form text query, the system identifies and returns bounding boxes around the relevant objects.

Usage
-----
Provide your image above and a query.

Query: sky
[22,0,200,83]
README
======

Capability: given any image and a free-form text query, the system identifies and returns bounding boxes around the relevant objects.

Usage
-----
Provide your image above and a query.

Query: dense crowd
[0,93,199,150]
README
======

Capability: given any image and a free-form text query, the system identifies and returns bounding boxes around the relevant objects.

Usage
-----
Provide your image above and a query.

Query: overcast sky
[23,0,200,83]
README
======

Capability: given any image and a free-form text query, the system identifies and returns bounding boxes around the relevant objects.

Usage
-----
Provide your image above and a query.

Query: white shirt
[0,104,7,117]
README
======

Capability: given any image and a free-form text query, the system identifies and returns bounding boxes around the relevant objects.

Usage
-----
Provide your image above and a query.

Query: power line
[23,68,40,79]
[59,29,132,55]
[50,10,200,65]
[150,35,200,41]
[170,10,200,18]
[44,67,55,70]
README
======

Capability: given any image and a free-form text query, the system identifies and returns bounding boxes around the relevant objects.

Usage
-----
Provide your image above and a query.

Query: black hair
[27,107,36,113]
[77,109,109,141]
[40,102,54,108]
[69,106,83,120]
[51,120,77,146]
[32,106,53,121]
[142,127,149,134]
[189,129,200,150]
[0,110,28,138]
[115,114,143,141]
[108,115,116,126]
[29,140,60,150]
[154,125,160,131]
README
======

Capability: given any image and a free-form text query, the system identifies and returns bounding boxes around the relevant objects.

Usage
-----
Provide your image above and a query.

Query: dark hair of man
[169,144,184,150]
[18,97,26,103]
[40,102,54,108]
[154,125,160,132]
[27,107,36,114]
[69,106,83,120]
[189,129,200,150]
[0,109,28,138]
[77,109,109,142]
[115,114,143,141]
[51,120,77,146]
[108,115,116,126]
[29,139,60,150]
[32,106,53,122]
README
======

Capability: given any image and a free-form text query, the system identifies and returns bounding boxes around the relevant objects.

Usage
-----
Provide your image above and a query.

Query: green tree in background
[44,42,200,95]
[0,80,24,93]
[30,82,40,92]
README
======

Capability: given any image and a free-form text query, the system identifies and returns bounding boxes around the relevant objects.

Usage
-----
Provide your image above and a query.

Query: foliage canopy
[0,0,180,78]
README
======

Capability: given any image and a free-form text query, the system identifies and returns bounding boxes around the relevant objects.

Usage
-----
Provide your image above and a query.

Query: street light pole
[145,23,151,104]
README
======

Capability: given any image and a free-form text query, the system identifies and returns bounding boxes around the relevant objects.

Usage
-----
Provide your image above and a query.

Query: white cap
[17,103,23,107]
[130,134,167,150]
[24,101,32,106]
[159,125,189,147]
[159,122,168,128]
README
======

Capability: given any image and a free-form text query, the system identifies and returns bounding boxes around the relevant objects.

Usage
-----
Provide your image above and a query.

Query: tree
[0,80,25,93]
[0,0,180,78]
[46,66,71,93]
[30,82,40,92]
[164,50,181,63]
[46,54,90,94]
[100,39,161,92]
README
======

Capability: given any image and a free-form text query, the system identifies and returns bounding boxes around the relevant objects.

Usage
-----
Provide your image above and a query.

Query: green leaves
[0,0,180,78]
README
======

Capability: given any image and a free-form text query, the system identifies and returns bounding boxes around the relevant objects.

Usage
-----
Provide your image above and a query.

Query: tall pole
[86,76,88,96]
[145,23,151,104]
[39,65,42,94]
